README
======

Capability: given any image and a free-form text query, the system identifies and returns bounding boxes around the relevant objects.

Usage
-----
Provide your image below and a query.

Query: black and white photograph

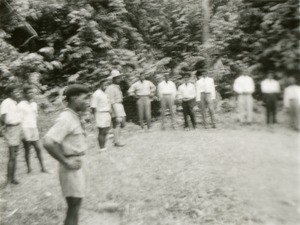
[0,0,299,224]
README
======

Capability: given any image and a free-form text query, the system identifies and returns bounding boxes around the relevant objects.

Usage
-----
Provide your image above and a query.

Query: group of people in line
[1,66,299,225]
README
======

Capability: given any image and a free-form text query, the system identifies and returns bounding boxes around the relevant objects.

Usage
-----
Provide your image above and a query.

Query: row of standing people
[1,70,299,225]
[0,85,48,185]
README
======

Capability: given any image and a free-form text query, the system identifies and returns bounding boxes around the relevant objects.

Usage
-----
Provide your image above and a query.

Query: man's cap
[109,70,123,79]
[64,84,89,99]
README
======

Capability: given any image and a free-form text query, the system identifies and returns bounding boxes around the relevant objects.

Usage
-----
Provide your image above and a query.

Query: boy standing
[157,72,177,130]
[106,70,126,147]
[18,85,47,173]
[43,85,89,225]
[177,69,197,130]
[0,85,22,185]
[233,68,255,124]
[91,79,111,151]
[195,70,217,128]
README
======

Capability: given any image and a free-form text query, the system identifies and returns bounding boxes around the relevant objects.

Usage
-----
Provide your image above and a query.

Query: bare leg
[23,140,32,173]
[65,197,82,225]
[31,140,47,172]
[7,146,19,184]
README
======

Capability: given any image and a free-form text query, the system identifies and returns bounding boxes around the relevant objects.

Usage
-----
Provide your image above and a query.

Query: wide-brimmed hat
[109,70,123,79]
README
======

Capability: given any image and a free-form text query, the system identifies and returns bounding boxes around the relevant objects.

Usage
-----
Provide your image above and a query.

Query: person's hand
[65,158,82,170]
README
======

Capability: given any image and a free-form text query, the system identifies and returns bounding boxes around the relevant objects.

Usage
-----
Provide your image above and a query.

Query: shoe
[184,127,190,131]
[212,124,216,129]
[114,143,125,147]
[41,169,49,173]
[11,180,20,185]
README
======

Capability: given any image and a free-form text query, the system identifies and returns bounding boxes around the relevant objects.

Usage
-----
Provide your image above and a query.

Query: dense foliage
[0,0,299,100]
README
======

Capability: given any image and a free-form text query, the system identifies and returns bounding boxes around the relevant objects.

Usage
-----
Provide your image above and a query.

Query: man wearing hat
[43,84,89,225]
[91,79,111,151]
[106,70,126,146]
[195,70,216,128]
[128,73,156,130]
[157,72,177,129]
[177,68,197,130]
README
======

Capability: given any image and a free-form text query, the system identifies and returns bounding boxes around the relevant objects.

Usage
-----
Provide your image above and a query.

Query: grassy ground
[0,110,299,225]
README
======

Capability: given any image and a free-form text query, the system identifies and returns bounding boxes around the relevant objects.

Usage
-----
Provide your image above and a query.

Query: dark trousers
[264,94,277,124]
[182,99,196,128]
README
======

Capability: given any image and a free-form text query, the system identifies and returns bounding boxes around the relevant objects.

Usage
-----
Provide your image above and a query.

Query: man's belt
[64,152,85,158]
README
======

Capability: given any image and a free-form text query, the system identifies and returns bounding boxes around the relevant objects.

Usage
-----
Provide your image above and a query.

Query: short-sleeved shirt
[90,89,111,112]
[18,100,38,128]
[105,84,123,104]
[233,75,255,94]
[177,83,196,100]
[44,109,88,156]
[128,80,156,96]
[0,98,21,125]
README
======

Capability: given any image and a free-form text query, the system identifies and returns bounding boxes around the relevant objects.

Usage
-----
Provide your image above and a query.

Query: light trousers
[137,96,151,129]
[160,95,175,127]
[237,94,253,123]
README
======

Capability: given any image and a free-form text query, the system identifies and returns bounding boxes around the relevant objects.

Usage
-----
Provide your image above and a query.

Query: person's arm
[127,83,136,96]
[157,83,162,100]
[0,114,6,126]
[211,79,216,100]
[177,86,183,100]
[171,82,177,100]
[43,137,81,170]
[0,101,8,125]
[249,78,255,94]
[149,81,156,97]
[195,81,200,102]
[90,93,97,117]
[233,78,240,94]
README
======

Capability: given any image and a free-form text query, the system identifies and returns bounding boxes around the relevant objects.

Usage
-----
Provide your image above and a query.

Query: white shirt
[177,83,196,101]
[196,77,216,101]
[18,100,38,128]
[0,98,21,125]
[233,75,255,94]
[157,80,177,99]
[128,80,156,96]
[284,85,300,108]
[91,89,111,112]
[261,79,280,94]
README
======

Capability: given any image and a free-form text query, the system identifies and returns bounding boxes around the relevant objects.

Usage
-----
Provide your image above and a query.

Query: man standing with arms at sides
[0,84,22,185]
[128,73,156,130]
[43,85,89,225]
[284,76,300,131]
[91,79,111,151]
[177,68,197,130]
[195,70,216,129]
[233,67,255,125]
[260,71,281,125]
[105,70,126,147]
[18,85,47,173]
[157,72,177,130]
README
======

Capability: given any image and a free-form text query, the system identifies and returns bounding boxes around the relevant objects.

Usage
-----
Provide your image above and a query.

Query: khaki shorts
[22,127,39,141]
[59,156,86,198]
[5,124,22,146]
[95,112,111,128]
[112,103,126,118]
